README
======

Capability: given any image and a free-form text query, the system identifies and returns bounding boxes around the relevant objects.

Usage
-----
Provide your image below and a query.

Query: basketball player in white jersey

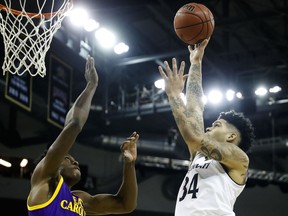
[158,38,255,216]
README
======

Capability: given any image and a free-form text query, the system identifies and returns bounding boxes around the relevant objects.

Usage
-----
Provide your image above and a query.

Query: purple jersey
[27,176,85,216]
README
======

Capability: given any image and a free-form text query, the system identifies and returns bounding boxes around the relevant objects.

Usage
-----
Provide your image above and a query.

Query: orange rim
[0,0,73,18]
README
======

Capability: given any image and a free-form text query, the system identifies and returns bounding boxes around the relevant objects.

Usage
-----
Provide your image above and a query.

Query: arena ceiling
[69,0,288,142]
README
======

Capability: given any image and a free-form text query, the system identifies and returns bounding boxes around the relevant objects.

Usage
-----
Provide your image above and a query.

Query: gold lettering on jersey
[60,196,85,216]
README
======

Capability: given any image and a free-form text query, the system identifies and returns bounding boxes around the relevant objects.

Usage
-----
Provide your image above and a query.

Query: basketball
[173,3,215,45]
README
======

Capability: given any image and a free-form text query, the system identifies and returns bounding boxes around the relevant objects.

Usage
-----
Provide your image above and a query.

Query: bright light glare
[0,159,12,167]
[202,95,208,105]
[236,92,243,99]
[95,28,116,48]
[226,89,235,101]
[67,8,89,27]
[20,158,28,168]
[84,19,100,32]
[180,93,187,105]
[255,87,268,96]
[269,86,281,93]
[154,79,165,90]
[114,42,129,54]
[207,90,223,104]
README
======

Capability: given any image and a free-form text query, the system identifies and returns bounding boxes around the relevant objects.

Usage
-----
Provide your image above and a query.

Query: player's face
[60,155,81,183]
[205,119,231,143]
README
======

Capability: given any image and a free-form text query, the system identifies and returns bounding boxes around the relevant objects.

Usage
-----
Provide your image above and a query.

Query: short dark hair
[218,110,255,152]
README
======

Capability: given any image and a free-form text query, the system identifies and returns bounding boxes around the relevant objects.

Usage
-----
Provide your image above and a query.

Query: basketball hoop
[0,0,73,77]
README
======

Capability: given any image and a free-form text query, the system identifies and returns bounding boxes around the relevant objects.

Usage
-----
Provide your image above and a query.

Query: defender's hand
[85,55,99,87]
[120,132,139,162]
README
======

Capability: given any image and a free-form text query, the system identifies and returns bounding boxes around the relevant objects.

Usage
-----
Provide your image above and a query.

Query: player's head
[33,150,81,185]
[217,110,255,152]
[59,155,81,185]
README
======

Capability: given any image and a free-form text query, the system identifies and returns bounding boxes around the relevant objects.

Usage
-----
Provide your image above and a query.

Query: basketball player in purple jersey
[27,56,139,216]
[158,39,255,215]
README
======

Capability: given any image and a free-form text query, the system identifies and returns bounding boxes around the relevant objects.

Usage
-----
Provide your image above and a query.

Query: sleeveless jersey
[27,176,85,216]
[175,152,245,216]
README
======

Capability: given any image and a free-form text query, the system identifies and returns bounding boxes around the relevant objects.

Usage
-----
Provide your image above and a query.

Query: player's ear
[226,133,237,143]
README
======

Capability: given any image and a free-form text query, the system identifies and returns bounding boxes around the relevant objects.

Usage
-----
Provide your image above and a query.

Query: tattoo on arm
[170,96,204,139]
[188,64,202,94]
[170,97,183,110]
[200,138,223,161]
[200,137,250,174]
[187,80,202,100]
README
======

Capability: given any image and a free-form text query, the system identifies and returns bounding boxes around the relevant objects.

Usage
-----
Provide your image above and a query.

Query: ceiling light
[20,158,28,168]
[114,42,129,54]
[0,158,12,167]
[84,19,100,32]
[207,89,223,104]
[95,28,116,48]
[269,86,281,93]
[68,8,89,27]
[154,79,165,90]
[236,92,243,99]
[255,87,268,96]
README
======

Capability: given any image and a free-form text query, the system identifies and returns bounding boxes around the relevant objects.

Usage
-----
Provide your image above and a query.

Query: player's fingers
[164,60,173,77]
[127,131,136,138]
[86,57,90,71]
[158,66,168,79]
[90,56,95,68]
[134,133,139,143]
[179,61,185,76]
[172,58,178,75]
[201,38,209,48]
[123,132,139,147]
[183,74,188,82]
[121,140,136,152]
[126,137,138,145]
[121,136,132,147]
[193,44,196,49]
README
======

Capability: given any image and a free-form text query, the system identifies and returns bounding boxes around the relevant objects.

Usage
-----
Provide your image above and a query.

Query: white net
[0,0,73,77]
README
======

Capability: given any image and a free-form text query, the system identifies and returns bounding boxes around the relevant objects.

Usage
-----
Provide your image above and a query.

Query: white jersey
[175,152,245,216]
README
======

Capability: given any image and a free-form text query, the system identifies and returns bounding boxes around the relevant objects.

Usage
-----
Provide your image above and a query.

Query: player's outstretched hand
[120,132,139,163]
[158,58,187,97]
[85,55,99,87]
[188,38,210,63]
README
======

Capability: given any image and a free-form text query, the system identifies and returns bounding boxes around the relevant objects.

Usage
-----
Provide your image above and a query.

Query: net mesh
[0,0,73,77]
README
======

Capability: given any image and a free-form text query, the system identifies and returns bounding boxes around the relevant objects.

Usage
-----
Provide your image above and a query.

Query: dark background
[1,0,288,215]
